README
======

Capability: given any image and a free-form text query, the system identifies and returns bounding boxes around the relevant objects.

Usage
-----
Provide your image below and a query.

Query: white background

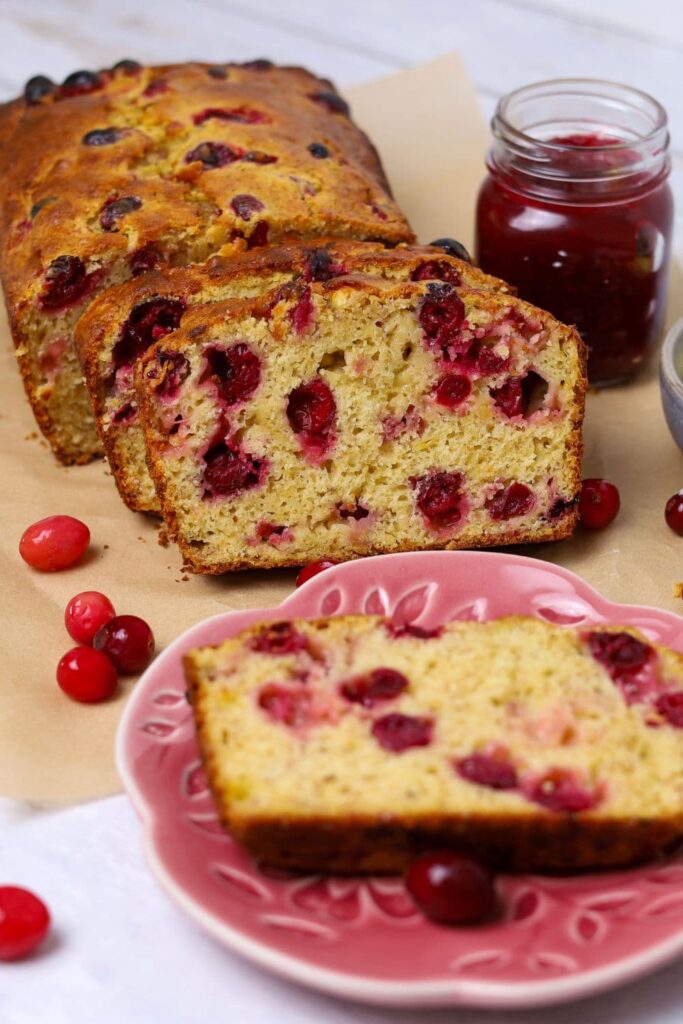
[3,2,683,1021]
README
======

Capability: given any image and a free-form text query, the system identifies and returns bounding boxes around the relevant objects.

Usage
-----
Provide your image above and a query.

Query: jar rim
[493,78,671,151]
[490,78,670,197]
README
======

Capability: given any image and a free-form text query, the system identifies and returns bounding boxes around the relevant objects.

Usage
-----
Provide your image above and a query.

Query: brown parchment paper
[1,52,682,803]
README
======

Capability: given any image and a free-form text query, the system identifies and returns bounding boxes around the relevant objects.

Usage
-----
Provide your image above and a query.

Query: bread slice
[0,60,412,464]
[75,240,511,512]
[137,275,585,571]
[185,614,683,873]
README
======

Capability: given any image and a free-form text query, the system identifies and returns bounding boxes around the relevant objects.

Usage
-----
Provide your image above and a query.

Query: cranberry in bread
[137,275,585,571]
[185,615,683,872]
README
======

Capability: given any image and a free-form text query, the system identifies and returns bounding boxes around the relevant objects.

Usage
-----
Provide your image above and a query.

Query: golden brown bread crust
[184,616,683,873]
[137,280,586,572]
[75,240,513,512]
[0,60,413,464]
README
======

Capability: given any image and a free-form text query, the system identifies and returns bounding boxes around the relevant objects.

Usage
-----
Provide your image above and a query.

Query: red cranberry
[156,351,190,399]
[100,195,142,231]
[579,478,620,529]
[306,249,345,282]
[665,491,683,535]
[39,256,89,310]
[371,713,433,752]
[24,75,54,104]
[57,647,118,703]
[586,631,653,683]
[82,127,123,146]
[455,753,518,790]
[58,69,102,98]
[656,691,683,727]
[288,285,314,333]
[527,768,600,813]
[129,244,163,276]
[309,91,350,116]
[244,150,278,165]
[295,560,336,587]
[230,194,265,221]
[250,622,307,655]
[143,79,169,97]
[242,58,274,71]
[93,615,155,674]
[246,220,269,248]
[434,374,471,408]
[203,344,261,405]
[258,684,310,727]
[112,59,141,74]
[486,483,535,521]
[411,260,462,286]
[308,142,329,158]
[193,106,269,125]
[428,238,471,263]
[406,851,496,925]
[201,441,265,498]
[413,471,465,529]
[185,142,244,168]
[548,495,577,520]
[460,340,510,377]
[418,284,466,357]
[286,377,336,456]
[385,622,442,639]
[491,372,550,418]
[340,668,409,708]
[0,887,51,960]
[19,515,90,572]
[65,591,115,645]
[114,297,186,368]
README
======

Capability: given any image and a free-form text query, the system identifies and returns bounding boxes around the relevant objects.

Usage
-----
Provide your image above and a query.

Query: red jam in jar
[475,80,673,385]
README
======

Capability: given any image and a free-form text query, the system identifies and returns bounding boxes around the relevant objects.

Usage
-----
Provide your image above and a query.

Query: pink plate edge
[115,550,683,1009]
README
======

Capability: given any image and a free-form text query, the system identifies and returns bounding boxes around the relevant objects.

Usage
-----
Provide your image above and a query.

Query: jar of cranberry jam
[475,80,673,385]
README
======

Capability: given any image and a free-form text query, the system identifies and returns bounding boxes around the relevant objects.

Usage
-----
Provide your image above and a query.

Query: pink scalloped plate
[116,550,683,1009]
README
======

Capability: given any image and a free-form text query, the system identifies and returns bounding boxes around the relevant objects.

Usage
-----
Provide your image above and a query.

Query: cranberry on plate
[406,851,498,925]
[0,886,51,961]
[19,515,90,571]
[579,478,620,529]
[93,615,155,674]
[57,647,118,703]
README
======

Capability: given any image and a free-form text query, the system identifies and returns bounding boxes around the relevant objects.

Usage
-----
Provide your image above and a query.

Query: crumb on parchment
[674,583,683,599]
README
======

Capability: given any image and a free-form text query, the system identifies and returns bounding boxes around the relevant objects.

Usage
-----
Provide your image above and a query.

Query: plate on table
[116,550,683,1009]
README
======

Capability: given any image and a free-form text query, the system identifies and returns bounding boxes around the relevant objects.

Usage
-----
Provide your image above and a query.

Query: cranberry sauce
[475,81,673,385]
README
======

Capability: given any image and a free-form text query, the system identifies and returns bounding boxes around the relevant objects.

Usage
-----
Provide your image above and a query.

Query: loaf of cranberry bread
[76,240,511,512]
[137,275,585,571]
[185,615,683,873]
[0,59,412,464]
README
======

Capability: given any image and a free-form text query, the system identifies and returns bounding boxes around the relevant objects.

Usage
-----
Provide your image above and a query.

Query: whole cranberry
[24,75,54,104]
[406,851,497,925]
[579,478,621,529]
[295,560,335,587]
[0,886,51,960]
[19,515,90,571]
[57,647,118,703]
[65,591,116,645]
[39,255,89,310]
[93,615,155,674]
[665,491,683,536]
[428,237,472,263]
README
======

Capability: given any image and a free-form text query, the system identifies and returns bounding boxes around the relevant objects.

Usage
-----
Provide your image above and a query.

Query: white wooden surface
[3,2,683,1021]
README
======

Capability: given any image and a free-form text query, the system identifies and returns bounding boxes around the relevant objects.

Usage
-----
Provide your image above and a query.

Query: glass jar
[475,80,673,385]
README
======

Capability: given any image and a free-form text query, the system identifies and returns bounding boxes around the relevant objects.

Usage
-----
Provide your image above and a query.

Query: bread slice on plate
[75,241,510,512]
[136,275,585,571]
[185,614,683,873]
